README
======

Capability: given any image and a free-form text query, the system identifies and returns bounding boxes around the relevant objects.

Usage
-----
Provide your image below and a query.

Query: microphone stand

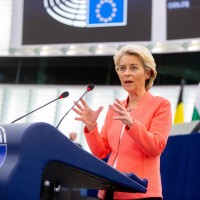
[56,84,94,129]
[11,98,59,124]
[56,90,88,129]
[11,91,69,124]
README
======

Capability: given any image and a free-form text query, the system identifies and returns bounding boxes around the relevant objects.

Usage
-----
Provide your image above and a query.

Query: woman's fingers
[74,101,84,111]
[97,106,104,113]
[114,99,126,111]
[72,107,82,115]
[80,98,89,109]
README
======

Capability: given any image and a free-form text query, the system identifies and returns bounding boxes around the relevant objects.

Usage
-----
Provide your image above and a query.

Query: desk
[161,133,200,200]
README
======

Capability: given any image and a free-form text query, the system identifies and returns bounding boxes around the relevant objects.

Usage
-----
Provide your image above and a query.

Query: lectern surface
[0,122,147,200]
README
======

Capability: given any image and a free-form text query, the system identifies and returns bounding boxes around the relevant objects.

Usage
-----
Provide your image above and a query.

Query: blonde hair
[113,45,157,90]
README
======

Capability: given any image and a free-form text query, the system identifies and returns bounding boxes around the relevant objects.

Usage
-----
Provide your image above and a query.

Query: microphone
[11,91,69,124]
[56,83,95,129]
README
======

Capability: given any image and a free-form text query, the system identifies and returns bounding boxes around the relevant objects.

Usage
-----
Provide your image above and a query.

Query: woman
[72,45,172,199]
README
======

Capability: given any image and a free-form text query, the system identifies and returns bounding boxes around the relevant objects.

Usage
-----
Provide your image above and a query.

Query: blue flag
[87,0,127,27]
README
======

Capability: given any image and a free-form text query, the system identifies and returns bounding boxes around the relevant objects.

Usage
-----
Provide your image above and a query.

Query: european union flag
[87,0,127,27]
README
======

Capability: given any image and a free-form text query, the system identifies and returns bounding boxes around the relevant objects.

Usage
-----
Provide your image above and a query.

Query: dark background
[3,0,200,86]
[167,0,200,40]
[22,0,152,44]
[0,52,199,85]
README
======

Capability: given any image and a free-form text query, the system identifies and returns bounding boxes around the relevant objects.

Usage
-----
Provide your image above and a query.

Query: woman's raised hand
[72,98,103,132]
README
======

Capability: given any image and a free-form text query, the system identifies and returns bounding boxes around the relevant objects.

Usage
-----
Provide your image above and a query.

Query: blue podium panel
[161,133,200,200]
[0,122,147,200]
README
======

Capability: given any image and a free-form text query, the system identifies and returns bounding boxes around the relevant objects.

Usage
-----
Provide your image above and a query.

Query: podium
[161,133,200,200]
[0,122,147,200]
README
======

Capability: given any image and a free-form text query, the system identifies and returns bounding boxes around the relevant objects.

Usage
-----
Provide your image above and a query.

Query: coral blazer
[84,91,172,199]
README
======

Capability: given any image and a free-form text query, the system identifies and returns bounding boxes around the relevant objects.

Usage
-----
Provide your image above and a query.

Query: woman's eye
[130,66,137,71]
[120,66,126,71]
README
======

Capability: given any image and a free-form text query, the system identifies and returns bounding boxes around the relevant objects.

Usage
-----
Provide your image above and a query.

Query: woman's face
[116,54,150,93]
